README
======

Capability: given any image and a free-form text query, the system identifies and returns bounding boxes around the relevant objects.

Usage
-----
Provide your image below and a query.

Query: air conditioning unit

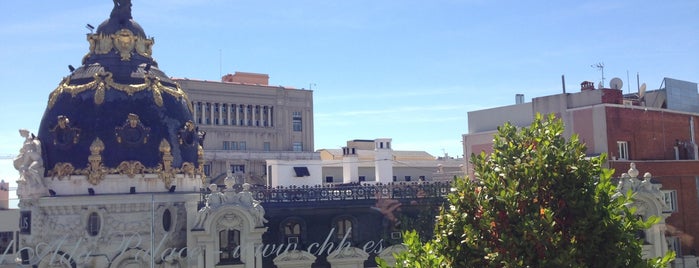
[287,237,299,244]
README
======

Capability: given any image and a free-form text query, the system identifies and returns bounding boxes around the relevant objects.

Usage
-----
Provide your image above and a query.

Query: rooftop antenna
[85,24,94,33]
[591,62,605,86]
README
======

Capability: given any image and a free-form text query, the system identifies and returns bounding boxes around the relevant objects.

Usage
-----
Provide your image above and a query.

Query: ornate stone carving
[217,213,243,230]
[192,184,226,230]
[14,129,46,198]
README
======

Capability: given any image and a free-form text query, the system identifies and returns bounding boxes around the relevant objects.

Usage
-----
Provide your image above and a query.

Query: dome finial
[111,0,132,21]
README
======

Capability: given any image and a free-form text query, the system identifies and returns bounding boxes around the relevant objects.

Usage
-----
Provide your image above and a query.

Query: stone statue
[111,0,132,20]
[237,183,267,226]
[192,184,225,230]
[223,171,238,202]
[14,129,45,189]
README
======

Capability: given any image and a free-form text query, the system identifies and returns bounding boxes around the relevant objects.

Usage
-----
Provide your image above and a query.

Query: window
[293,142,303,152]
[263,142,271,152]
[663,190,678,212]
[617,141,629,160]
[239,141,246,151]
[392,176,397,182]
[162,209,172,232]
[293,167,310,177]
[204,164,211,176]
[231,165,245,174]
[222,104,228,125]
[334,217,354,241]
[219,229,241,264]
[87,212,101,236]
[325,176,334,183]
[0,231,14,254]
[405,176,411,182]
[222,141,229,150]
[284,221,301,243]
[292,111,302,132]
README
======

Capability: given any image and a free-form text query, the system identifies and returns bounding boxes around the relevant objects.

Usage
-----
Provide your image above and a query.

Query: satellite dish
[639,83,647,98]
[610,77,623,90]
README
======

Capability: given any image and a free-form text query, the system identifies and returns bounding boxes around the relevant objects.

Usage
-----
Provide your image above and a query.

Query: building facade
[177,74,316,186]
[463,77,699,264]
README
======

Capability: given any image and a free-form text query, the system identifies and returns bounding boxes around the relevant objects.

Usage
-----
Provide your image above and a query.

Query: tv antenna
[591,62,605,86]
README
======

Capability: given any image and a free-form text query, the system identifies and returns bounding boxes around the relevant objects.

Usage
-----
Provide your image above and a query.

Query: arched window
[87,212,101,236]
[333,216,356,241]
[280,217,306,245]
[219,229,241,264]
[284,221,301,244]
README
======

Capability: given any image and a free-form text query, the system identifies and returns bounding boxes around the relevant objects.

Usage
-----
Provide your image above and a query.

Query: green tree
[379,114,673,268]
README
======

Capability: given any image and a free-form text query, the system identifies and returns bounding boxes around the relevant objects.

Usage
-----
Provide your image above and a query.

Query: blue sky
[0,0,697,166]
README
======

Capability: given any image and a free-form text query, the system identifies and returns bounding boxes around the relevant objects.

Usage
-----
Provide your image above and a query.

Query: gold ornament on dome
[83,29,154,63]
[115,113,150,145]
[114,29,137,61]
[49,162,75,180]
[86,138,107,185]
[157,139,176,189]
[116,161,147,178]
[47,71,190,111]
[50,115,81,149]
[177,120,197,146]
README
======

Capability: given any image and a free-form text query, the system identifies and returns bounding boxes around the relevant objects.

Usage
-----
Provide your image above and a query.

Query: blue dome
[37,0,202,184]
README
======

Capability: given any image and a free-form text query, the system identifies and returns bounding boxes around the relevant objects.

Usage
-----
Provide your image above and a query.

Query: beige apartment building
[176,72,317,186]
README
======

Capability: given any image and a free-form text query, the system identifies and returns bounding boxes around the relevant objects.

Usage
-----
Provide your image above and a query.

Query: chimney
[515,94,524,104]
[374,138,393,184]
[221,72,269,85]
[342,146,359,183]
[580,81,595,91]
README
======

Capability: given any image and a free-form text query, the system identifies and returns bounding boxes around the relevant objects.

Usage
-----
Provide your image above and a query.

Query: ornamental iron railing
[250,181,451,203]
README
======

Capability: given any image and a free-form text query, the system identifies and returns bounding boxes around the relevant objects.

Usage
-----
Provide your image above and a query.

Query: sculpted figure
[192,184,225,230]
[238,183,268,226]
[223,171,238,203]
[14,129,45,188]
[111,0,132,20]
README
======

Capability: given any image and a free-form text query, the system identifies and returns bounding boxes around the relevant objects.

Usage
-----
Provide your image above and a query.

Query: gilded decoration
[158,139,176,189]
[50,115,81,149]
[47,71,190,110]
[197,145,206,184]
[86,138,107,185]
[114,29,136,61]
[115,113,150,145]
[83,30,153,63]
[177,120,197,146]
[49,162,75,180]
[116,161,147,178]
